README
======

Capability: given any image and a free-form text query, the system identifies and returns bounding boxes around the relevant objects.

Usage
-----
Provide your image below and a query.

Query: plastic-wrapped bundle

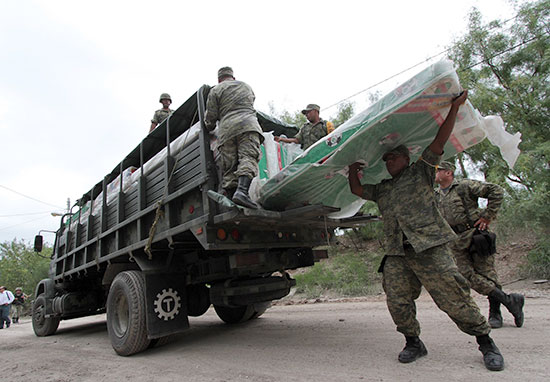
[257,60,520,217]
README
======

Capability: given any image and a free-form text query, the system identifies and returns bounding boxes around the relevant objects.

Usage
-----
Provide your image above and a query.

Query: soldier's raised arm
[428,90,468,155]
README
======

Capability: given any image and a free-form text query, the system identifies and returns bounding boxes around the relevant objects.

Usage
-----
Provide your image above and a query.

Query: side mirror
[34,235,43,252]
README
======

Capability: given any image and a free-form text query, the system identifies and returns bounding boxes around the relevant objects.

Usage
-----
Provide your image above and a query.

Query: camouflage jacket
[204,80,263,145]
[151,108,173,125]
[435,179,504,251]
[295,119,332,150]
[361,147,456,256]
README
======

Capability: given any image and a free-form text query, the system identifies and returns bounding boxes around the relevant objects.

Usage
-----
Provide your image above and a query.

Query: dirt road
[2,283,549,382]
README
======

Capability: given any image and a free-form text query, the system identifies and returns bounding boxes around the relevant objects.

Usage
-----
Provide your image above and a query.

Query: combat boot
[398,336,427,363]
[476,334,504,371]
[232,176,258,209]
[489,288,524,327]
[487,296,503,328]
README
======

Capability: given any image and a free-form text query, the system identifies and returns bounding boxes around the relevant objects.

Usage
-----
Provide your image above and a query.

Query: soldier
[435,161,524,329]
[274,104,334,150]
[150,93,174,133]
[204,67,264,209]
[11,287,27,324]
[348,91,505,371]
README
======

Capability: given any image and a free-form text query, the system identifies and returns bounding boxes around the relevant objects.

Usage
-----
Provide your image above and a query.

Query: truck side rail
[52,86,214,282]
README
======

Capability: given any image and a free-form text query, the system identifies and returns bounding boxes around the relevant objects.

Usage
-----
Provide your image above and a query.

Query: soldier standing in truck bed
[204,67,264,209]
[435,161,524,329]
[150,93,174,133]
[347,91,506,372]
[275,104,334,150]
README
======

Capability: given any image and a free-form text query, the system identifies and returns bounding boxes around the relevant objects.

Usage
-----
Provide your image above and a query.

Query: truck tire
[213,302,271,324]
[106,271,150,356]
[187,284,210,317]
[32,294,60,336]
[250,302,271,319]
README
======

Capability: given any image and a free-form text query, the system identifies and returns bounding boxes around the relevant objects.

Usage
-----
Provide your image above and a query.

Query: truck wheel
[187,284,210,317]
[32,294,60,336]
[106,271,150,356]
[214,302,271,324]
[250,302,271,319]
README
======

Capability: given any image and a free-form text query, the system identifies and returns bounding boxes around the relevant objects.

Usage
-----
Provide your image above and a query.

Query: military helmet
[159,93,172,102]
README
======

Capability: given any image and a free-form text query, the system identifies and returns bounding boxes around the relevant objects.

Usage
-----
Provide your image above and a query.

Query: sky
[0,0,519,244]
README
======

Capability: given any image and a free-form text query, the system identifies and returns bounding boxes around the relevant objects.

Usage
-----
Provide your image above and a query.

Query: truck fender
[34,278,56,299]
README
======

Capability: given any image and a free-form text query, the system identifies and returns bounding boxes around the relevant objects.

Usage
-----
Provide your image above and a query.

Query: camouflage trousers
[219,131,261,190]
[382,244,490,337]
[450,242,501,296]
[11,304,23,319]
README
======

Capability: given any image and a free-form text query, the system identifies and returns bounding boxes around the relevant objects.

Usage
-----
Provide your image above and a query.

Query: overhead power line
[0,184,65,210]
[0,214,51,232]
[0,211,52,218]
[323,12,532,112]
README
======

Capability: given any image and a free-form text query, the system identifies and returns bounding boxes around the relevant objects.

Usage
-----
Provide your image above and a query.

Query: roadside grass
[497,194,550,279]
[522,237,550,279]
[294,244,384,299]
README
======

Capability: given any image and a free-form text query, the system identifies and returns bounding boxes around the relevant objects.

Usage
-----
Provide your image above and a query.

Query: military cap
[382,144,410,161]
[15,287,22,291]
[217,66,234,79]
[438,161,456,172]
[159,93,172,102]
[301,104,321,115]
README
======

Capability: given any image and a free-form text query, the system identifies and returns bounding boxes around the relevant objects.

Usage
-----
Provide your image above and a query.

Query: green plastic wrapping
[258,60,494,217]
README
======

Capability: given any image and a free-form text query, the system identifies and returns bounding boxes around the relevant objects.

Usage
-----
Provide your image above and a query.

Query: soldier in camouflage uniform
[150,93,174,133]
[204,67,264,209]
[275,104,334,150]
[348,91,505,372]
[435,161,524,329]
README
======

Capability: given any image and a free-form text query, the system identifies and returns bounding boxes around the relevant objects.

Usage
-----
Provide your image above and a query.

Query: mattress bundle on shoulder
[255,60,521,217]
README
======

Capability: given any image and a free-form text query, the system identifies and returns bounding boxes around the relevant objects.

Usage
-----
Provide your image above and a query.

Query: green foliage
[523,238,550,278]
[0,239,52,297]
[279,109,307,127]
[447,0,550,273]
[330,101,355,128]
[355,201,384,241]
[447,0,550,194]
[294,248,383,298]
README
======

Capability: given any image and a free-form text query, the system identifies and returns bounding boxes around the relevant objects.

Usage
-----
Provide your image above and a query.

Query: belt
[450,223,471,234]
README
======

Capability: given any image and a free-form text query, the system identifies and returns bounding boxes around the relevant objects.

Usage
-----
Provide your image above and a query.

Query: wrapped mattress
[257,60,521,217]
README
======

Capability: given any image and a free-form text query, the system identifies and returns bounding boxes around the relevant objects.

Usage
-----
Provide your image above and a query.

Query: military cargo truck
[33,86,373,356]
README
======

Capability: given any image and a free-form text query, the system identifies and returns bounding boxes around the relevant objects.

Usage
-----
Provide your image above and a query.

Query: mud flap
[144,273,189,339]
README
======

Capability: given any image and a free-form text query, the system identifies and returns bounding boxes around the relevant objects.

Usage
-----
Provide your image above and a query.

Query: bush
[294,248,383,298]
[522,238,550,279]
[496,190,550,276]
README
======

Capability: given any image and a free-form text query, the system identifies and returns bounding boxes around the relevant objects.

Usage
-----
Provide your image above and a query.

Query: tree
[330,101,355,128]
[447,0,549,198]
[448,1,550,277]
[0,239,51,297]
